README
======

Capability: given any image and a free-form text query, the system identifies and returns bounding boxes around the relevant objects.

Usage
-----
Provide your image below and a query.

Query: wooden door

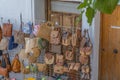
[100,6,120,80]
[50,12,62,26]
[63,14,74,27]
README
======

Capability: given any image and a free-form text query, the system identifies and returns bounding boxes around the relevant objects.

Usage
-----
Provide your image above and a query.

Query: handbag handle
[20,13,23,32]
[83,29,87,37]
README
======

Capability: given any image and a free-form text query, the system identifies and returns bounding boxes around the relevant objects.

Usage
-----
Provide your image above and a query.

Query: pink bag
[33,25,40,36]
[10,78,16,80]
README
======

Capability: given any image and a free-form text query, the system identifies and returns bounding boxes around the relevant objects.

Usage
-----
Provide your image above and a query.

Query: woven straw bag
[54,65,64,74]
[36,22,53,41]
[79,55,89,65]
[28,56,37,63]
[25,38,38,53]
[31,47,40,58]
[44,53,54,65]
[14,30,25,45]
[36,63,47,72]
[19,49,28,61]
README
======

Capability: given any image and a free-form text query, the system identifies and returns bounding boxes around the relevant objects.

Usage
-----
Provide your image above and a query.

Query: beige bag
[50,45,61,54]
[54,65,64,74]
[68,63,80,71]
[62,28,71,46]
[50,30,61,45]
[28,56,37,63]
[31,47,40,58]
[80,29,93,55]
[81,65,90,74]
[71,33,77,47]
[0,38,9,50]
[62,38,71,46]
[56,54,64,66]
[80,30,87,48]
[36,22,53,41]
[19,49,28,61]
[65,50,74,61]
[79,55,89,65]
[36,63,47,72]
[14,30,25,45]
[25,38,38,53]
[63,67,69,73]
[44,53,54,65]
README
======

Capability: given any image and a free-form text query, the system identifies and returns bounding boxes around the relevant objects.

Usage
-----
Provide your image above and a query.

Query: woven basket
[36,22,53,41]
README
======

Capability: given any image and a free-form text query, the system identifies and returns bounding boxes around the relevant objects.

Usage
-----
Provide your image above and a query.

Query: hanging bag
[54,65,64,74]
[0,66,8,77]
[1,54,11,72]
[56,54,64,66]
[49,44,61,54]
[38,38,48,50]
[65,48,74,61]
[84,30,93,55]
[19,49,29,61]
[0,54,11,77]
[62,28,71,46]
[11,54,21,73]
[36,63,47,72]
[8,36,18,50]
[36,22,53,41]
[31,47,40,58]
[80,29,93,55]
[3,20,12,37]
[79,55,89,65]
[71,33,77,47]
[80,30,87,48]
[50,28,61,45]
[44,52,54,65]
[14,30,25,45]
[25,38,39,53]
[68,63,80,72]
[0,38,9,50]
[81,65,90,79]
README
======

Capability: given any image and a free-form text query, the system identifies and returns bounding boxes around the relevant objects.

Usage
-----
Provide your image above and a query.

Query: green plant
[77,0,119,25]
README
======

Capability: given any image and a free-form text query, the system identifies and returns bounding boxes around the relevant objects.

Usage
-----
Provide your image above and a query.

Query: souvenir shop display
[0,16,93,80]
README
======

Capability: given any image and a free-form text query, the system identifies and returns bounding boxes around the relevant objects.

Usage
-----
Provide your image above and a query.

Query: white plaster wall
[82,11,100,80]
[0,0,33,30]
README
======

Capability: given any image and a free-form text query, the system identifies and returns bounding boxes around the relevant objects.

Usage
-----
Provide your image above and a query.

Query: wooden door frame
[98,13,103,80]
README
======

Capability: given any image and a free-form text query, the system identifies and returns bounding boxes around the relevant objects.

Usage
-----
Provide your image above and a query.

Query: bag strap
[86,29,90,42]
[83,29,87,37]
[86,29,93,47]
[20,13,23,32]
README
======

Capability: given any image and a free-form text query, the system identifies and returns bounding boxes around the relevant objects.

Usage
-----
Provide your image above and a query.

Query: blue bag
[8,36,18,50]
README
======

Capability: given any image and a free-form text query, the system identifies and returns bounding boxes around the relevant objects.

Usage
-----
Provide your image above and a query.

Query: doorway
[99,6,120,80]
